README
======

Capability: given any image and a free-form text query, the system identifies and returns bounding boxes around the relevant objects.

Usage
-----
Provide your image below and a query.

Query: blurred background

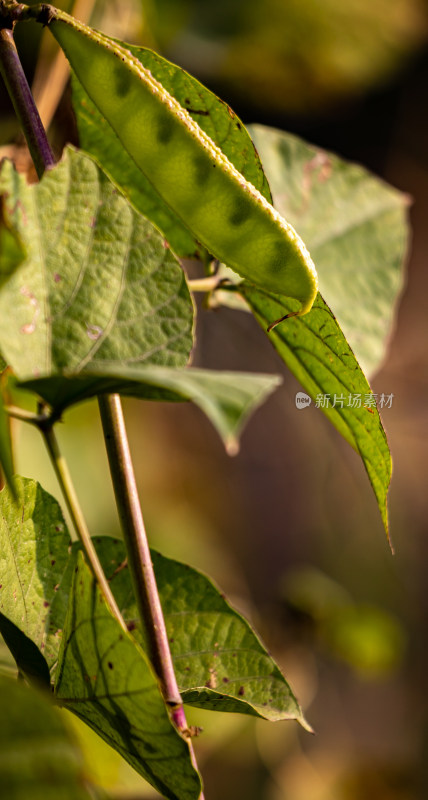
[2,0,428,797]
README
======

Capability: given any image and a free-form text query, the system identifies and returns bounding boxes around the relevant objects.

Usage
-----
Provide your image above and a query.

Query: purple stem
[98,393,182,705]
[98,395,205,792]
[0,26,55,178]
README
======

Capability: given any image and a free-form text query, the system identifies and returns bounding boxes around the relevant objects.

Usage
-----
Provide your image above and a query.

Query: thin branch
[98,395,204,790]
[98,394,181,703]
[41,423,127,632]
[0,26,55,178]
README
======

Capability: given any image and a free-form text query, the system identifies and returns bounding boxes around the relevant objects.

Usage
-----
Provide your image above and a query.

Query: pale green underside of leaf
[0,675,93,799]
[248,124,409,377]
[241,287,391,537]
[0,478,306,730]
[56,551,201,800]
[71,42,271,260]
[0,147,194,380]
[20,363,281,454]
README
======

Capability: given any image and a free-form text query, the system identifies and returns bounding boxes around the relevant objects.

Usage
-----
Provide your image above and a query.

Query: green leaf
[0,674,93,799]
[0,477,76,673]
[20,363,282,454]
[241,287,392,538]
[94,538,309,728]
[56,551,201,800]
[247,125,409,376]
[0,146,193,379]
[0,479,200,796]
[0,478,307,732]
[72,44,272,259]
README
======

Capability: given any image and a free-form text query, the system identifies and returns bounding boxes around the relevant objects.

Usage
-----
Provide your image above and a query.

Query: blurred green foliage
[150,0,428,113]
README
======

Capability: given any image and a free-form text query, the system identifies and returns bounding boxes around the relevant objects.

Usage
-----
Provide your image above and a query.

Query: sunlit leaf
[248,125,409,376]
[0,147,193,379]
[240,287,391,539]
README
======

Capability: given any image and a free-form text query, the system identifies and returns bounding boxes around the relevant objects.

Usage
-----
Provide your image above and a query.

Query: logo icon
[295,392,312,409]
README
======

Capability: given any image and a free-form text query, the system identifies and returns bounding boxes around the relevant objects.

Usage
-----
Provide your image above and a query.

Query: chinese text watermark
[295,392,394,410]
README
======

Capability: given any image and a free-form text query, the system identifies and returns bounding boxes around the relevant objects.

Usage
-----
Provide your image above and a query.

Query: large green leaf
[241,287,392,539]
[94,537,309,728]
[0,479,200,797]
[0,476,75,673]
[0,478,306,730]
[0,675,93,799]
[20,363,281,454]
[248,125,409,376]
[71,43,271,259]
[0,146,193,379]
[55,551,201,800]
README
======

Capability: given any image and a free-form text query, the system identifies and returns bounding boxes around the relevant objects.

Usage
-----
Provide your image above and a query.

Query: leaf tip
[225,437,240,457]
[298,713,315,734]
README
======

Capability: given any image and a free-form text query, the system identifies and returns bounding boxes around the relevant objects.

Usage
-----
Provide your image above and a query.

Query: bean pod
[36,5,318,323]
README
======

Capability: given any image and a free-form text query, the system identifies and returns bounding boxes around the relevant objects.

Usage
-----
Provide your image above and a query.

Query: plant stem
[98,396,204,778]
[42,424,127,631]
[97,395,180,702]
[0,25,55,178]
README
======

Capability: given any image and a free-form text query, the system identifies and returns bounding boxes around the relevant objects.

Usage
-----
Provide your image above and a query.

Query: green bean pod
[36,5,318,322]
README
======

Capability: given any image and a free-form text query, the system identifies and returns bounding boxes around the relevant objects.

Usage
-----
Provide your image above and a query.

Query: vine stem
[42,424,127,631]
[0,25,55,178]
[98,396,203,766]
[0,10,205,790]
